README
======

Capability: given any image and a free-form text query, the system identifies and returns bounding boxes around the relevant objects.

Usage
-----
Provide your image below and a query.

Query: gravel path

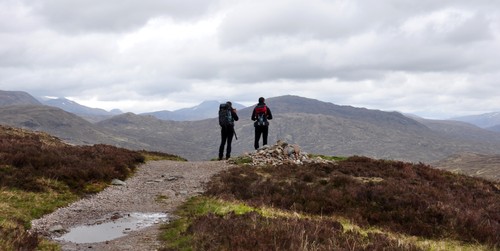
[31,160,232,251]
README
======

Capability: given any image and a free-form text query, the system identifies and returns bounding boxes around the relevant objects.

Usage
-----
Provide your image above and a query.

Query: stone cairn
[229,140,335,166]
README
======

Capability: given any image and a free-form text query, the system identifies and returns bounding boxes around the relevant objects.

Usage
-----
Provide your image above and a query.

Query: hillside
[142,100,246,121]
[414,117,500,150]
[0,124,152,250]
[96,112,217,160]
[161,149,500,250]
[0,105,147,149]
[258,95,427,132]
[1,124,499,250]
[433,152,500,181]
[451,112,500,128]
[3,93,500,171]
[0,90,41,106]
[42,97,121,123]
[488,124,500,133]
[98,96,500,163]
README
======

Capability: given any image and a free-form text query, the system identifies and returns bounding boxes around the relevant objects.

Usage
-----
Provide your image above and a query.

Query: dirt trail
[31,160,232,251]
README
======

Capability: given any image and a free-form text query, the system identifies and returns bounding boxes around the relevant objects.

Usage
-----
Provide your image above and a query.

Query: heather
[159,146,499,250]
[0,125,182,250]
[204,156,500,248]
[160,196,422,251]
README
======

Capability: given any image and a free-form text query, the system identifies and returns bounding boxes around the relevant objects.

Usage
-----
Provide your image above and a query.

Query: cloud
[1,0,500,118]
[22,0,218,33]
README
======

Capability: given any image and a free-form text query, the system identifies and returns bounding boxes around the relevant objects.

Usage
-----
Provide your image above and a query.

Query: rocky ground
[31,160,232,251]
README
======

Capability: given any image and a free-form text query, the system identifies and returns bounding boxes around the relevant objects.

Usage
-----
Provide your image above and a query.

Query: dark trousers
[219,126,234,159]
[254,126,268,149]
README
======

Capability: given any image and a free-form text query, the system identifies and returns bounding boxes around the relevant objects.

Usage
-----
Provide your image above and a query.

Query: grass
[160,196,428,251]
[0,124,185,250]
[139,150,188,162]
[160,156,500,250]
[227,155,254,165]
[308,153,348,161]
[0,184,77,251]
[159,197,255,251]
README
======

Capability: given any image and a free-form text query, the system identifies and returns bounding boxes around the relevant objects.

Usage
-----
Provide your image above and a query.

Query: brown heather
[186,211,421,251]
[205,156,500,248]
[0,125,169,250]
[0,125,147,193]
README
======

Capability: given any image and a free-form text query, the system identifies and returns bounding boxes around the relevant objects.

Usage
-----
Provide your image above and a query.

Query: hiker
[251,97,273,149]
[218,101,239,160]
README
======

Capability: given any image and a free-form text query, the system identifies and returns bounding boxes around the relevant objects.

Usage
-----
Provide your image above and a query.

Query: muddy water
[55,212,168,244]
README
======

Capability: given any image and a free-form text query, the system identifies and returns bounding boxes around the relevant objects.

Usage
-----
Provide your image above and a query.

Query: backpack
[219,103,234,127]
[254,104,268,127]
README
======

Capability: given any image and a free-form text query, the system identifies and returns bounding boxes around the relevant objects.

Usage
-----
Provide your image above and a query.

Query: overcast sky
[1,0,499,119]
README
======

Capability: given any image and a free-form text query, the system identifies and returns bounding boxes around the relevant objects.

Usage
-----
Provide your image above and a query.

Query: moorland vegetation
[1,122,499,251]
[161,156,500,250]
[0,125,182,250]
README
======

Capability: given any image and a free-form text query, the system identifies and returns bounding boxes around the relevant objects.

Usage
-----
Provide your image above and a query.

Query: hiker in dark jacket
[251,97,273,150]
[219,101,239,160]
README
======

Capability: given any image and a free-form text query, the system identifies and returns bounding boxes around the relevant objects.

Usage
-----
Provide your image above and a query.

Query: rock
[164,189,176,198]
[167,175,183,181]
[49,225,65,233]
[111,179,127,186]
[229,140,336,167]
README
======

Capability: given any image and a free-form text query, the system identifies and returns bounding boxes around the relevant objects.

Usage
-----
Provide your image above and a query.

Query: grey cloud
[217,0,370,46]
[2,0,500,118]
[23,0,217,33]
[445,14,494,44]
[211,0,499,83]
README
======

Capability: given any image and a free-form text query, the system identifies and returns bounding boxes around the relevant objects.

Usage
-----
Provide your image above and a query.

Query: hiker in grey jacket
[251,97,273,149]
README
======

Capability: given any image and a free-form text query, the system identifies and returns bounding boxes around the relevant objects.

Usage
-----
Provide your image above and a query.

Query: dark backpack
[219,103,234,127]
[254,105,268,127]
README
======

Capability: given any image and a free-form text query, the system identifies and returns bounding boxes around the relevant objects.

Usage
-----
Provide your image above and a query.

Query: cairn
[230,140,335,166]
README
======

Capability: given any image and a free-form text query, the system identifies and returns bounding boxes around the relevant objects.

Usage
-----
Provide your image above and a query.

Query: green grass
[0,180,77,251]
[139,151,187,162]
[0,179,77,226]
[159,196,255,251]
[227,155,253,165]
[308,153,348,161]
[161,157,499,250]
[160,196,495,251]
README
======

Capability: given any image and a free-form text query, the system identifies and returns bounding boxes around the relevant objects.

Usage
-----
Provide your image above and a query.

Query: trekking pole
[234,130,238,140]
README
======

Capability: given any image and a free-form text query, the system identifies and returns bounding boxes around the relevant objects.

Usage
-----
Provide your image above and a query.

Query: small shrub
[0,125,182,250]
[161,196,422,251]
[205,158,500,247]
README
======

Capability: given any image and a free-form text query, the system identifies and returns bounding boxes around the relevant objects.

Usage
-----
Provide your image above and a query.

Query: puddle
[55,212,169,244]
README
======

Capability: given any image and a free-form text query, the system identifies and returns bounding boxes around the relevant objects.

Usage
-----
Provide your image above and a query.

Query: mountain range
[0,90,41,106]
[1,90,500,181]
[35,96,245,122]
[141,100,246,121]
[451,112,500,131]
[40,97,123,123]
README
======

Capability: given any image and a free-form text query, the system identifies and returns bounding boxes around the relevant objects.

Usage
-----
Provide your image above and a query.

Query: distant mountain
[143,100,246,121]
[258,95,427,131]
[0,105,144,148]
[42,97,122,123]
[412,117,500,148]
[488,124,500,133]
[96,112,212,159]
[3,94,500,180]
[97,95,500,165]
[0,90,41,106]
[451,112,500,128]
[433,152,500,181]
